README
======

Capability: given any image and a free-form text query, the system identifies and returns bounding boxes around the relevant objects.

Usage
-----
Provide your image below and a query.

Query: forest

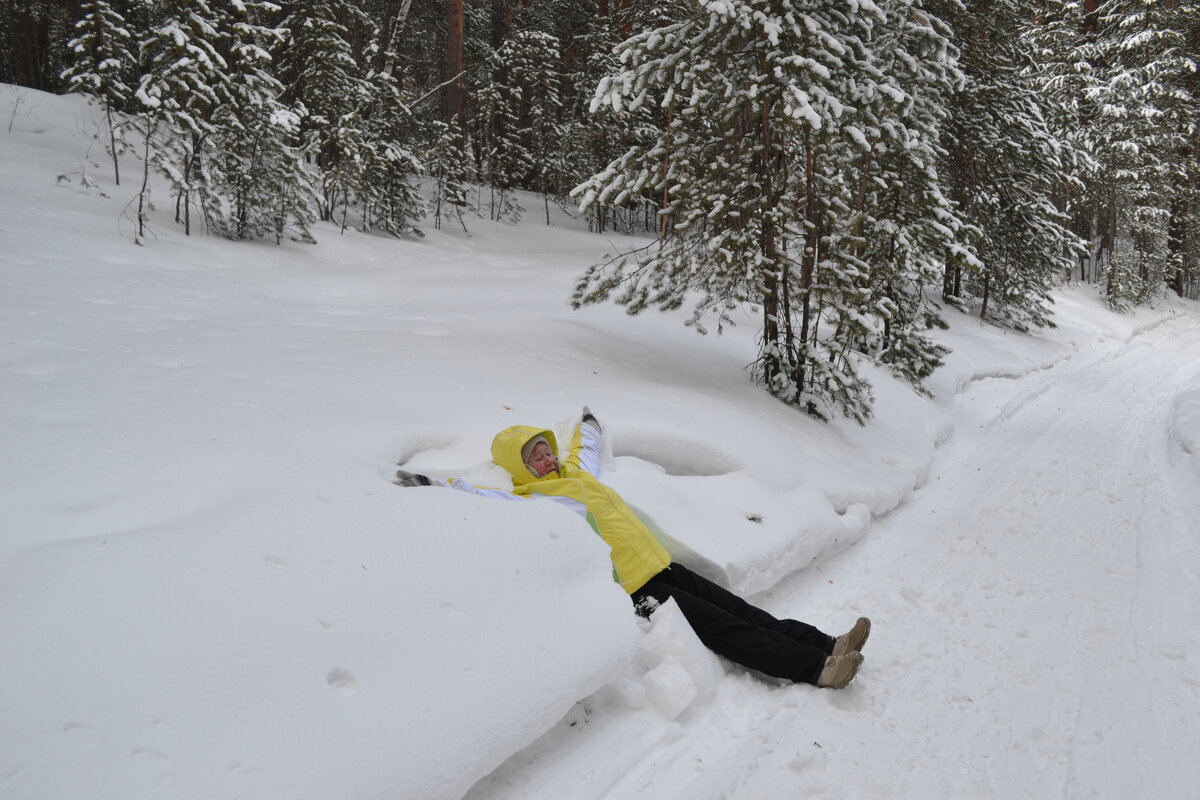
[2,0,1197,418]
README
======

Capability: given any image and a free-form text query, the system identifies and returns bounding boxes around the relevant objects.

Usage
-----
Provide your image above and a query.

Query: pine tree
[135,0,229,236]
[61,0,137,185]
[505,30,565,220]
[1093,0,1193,306]
[274,0,374,225]
[940,0,1087,328]
[1036,0,1198,307]
[841,0,967,393]
[423,119,471,231]
[1158,2,1200,300]
[208,0,316,243]
[1026,0,1106,285]
[560,3,661,234]
[574,0,968,420]
[357,64,425,237]
[476,57,528,220]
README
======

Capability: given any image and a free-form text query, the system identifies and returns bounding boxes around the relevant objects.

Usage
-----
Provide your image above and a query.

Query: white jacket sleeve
[440,477,530,501]
[574,418,603,478]
[441,476,589,521]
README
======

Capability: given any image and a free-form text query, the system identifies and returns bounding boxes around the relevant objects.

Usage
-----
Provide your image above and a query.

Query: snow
[3,84,1200,799]
[1172,384,1200,459]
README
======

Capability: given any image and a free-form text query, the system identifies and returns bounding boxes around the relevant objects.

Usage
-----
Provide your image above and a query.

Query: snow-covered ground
[2,85,1199,799]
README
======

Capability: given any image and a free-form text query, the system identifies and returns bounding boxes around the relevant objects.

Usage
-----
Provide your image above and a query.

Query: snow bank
[0,472,638,800]
[464,599,726,799]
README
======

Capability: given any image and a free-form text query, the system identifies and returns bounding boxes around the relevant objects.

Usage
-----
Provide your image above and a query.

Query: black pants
[631,563,834,685]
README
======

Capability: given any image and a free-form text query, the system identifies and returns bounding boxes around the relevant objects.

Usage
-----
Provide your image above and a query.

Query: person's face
[526,441,559,477]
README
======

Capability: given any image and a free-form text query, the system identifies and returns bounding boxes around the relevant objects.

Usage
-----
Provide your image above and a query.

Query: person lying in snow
[395,407,869,689]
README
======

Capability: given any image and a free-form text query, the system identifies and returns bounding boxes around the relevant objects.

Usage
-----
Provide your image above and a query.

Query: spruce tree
[841,0,967,393]
[209,0,316,243]
[476,63,527,219]
[574,0,968,420]
[1093,0,1193,306]
[560,5,661,234]
[357,65,425,237]
[940,0,1086,328]
[1037,0,1199,307]
[504,31,565,221]
[61,0,136,185]
[135,0,229,236]
[423,119,471,231]
[274,0,374,225]
[1026,0,1106,285]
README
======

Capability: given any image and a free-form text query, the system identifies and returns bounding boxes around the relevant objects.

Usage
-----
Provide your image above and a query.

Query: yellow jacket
[447,420,671,594]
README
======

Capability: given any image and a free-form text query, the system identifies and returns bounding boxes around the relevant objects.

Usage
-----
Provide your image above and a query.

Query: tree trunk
[491,0,511,50]
[105,101,120,186]
[381,0,415,77]
[762,269,780,389]
[135,118,154,244]
[1169,193,1186,296]
[446,0,465,151]
[798,132,818,361]
[1083,0,1100,35]
[1105,195,1119,298]
[851,152,874,256]
[659,107,672,240]
[612,0,634,37]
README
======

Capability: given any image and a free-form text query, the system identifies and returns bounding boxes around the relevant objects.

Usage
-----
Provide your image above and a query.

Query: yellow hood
[491,425,559,487]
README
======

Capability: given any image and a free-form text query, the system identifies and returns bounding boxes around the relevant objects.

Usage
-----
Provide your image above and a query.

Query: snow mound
[0,485,640,800]
[638,598,724,719]
[1171,383,1200,458]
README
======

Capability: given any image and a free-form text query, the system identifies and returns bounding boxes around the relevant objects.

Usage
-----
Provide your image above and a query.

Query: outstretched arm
[393,469,528,501]
[563,406,603,478]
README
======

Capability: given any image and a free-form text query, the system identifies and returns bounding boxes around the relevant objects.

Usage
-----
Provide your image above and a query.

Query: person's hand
[394,469,433,487]
[582,405,601,431]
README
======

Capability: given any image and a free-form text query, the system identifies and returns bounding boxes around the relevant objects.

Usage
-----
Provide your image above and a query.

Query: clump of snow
[637,599,724,719]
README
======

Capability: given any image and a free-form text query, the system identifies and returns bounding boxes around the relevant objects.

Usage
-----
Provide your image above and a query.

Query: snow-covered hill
[3,85,1198,799]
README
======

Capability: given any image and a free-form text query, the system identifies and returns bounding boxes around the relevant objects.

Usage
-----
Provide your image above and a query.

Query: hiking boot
[817,652,864,689]
[832,617,871,657]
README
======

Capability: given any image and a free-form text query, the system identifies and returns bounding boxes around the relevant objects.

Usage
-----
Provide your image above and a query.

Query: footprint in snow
[327,668,360,696]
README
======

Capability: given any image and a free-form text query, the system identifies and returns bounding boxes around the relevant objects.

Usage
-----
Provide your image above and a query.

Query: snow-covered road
[470,312,1200,799]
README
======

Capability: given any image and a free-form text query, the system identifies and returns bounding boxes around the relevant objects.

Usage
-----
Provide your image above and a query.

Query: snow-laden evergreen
[208,1,315,243]
[560,6,661,235]
[1090,0,1196,307]
[273,0,375,228]
[37,0,1200,418]
[135,0,229,236]
[573,0,969,420]
[59,0,136,185]
[356,65,425,237]
[1033,0,1200,307]
[940,0,1087,328]
[422,119,471,231]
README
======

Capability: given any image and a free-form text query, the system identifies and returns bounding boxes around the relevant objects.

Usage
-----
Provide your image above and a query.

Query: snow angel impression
[394,407,870,688]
